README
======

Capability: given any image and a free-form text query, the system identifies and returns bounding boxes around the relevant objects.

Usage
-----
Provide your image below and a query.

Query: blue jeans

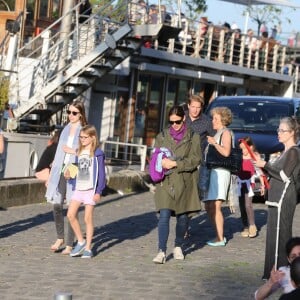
[157,209,189,252]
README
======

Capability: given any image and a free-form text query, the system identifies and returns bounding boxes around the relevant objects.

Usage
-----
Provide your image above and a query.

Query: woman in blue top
[46,100,87,254]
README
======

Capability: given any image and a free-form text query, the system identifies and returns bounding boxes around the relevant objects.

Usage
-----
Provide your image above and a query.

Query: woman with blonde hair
[203,106,233,246]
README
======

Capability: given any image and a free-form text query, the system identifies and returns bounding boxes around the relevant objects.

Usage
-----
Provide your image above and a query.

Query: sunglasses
[67,110,80,116]
[169,119,183,125]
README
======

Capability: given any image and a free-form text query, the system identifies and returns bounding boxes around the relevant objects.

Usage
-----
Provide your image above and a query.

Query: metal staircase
[7,1,142,132]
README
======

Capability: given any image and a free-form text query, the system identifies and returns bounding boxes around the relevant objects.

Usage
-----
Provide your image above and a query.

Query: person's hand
[64,169,71,180]
[207,136,216,145]
[254,158,266,168]
[62,145,75,154]
[162,158,176,170]
[269,266,284,285]
[229,205,236,214]
[260,185,265,196]
[93,194,101,203]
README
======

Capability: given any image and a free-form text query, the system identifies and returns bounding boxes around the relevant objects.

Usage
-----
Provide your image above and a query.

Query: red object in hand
[239,139,270,190]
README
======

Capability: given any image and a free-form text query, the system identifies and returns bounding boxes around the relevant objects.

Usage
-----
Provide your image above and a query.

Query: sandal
[61,246,72,255]
[50,239,64,252]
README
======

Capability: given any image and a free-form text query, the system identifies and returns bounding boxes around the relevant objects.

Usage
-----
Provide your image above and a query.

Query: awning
[218,0,300,8]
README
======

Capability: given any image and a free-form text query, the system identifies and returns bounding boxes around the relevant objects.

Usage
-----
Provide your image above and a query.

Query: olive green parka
[154,126,202,216]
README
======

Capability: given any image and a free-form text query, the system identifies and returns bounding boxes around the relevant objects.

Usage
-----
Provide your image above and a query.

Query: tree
[163,0,207,19]
[0,75,9,111]
[243,5,292,36]
[184,0,207,15]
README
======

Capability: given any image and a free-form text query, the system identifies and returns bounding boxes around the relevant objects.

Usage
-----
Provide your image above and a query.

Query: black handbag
[206,145,242,173]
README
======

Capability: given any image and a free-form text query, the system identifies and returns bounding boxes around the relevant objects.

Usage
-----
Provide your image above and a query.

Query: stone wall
[0,171,150,208]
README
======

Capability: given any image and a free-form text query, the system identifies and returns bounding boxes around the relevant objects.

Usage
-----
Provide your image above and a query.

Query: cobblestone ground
[0,192,299,300]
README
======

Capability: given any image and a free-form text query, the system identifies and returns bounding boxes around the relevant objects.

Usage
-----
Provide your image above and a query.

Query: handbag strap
[218,129,235,148]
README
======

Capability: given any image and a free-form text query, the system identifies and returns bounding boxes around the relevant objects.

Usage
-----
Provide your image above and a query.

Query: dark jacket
[185,111,215,160]
[154,126,201,215]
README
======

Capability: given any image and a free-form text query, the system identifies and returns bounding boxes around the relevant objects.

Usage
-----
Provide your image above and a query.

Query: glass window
[52,0,60,19]
[0,0,15,11]
[165,78,177,127]
[25,0,35,26]
[39,0,49,18]
[177,79,190,105]
[164,78,191,127]
[135,74,164,146]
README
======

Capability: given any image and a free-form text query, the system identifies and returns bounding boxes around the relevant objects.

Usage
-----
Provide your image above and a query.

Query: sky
[204,0,300,42]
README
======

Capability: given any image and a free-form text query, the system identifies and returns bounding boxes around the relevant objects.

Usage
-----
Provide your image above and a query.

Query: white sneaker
[152,250,166,264]
[173,247,184,260]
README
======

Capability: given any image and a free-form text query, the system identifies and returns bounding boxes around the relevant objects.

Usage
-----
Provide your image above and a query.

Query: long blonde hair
[78,125,99,157]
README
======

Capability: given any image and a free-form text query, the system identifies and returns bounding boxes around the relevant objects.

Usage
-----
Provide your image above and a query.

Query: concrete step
[0,170,151,208]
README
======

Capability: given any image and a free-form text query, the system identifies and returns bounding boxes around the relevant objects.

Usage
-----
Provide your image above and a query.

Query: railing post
[140,145,147,171]
[54,292,72,300]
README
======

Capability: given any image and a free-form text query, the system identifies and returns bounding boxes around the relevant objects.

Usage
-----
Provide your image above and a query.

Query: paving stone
[0,191,299,299]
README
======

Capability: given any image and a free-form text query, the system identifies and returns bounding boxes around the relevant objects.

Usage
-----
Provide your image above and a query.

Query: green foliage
[243,5,292,36]
[184,0,207,15]
[0,76,9,111]
[92,0,128,23]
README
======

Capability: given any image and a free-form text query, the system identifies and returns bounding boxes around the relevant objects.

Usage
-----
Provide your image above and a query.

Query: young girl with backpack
[66,125,106,258]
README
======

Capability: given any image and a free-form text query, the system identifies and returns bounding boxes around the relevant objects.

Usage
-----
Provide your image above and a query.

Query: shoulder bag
[205,131,242,174]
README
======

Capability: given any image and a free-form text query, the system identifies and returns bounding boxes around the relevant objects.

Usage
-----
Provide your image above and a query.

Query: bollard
[54,292,72,300]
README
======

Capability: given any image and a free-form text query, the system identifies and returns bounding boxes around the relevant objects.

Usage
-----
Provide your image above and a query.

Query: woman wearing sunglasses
[152,105,201,264]
[46,100,87,254]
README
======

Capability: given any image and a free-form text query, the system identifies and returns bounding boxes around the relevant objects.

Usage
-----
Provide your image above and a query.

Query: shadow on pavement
[184,207,268,255]
[92,211,157,256]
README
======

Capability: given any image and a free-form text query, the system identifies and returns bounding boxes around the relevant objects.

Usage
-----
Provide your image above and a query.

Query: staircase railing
[0,12,23,72]
[10,0,130,117]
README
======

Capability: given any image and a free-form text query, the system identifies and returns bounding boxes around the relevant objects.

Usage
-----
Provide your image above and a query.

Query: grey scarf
[45,123,81,203]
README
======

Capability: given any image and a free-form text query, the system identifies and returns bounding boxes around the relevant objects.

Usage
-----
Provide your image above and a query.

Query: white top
[63,135,75,165]
[76,150,94,191]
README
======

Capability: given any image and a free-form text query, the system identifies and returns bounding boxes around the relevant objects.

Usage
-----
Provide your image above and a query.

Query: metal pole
[57,0,74,72]
[54,292,72,300]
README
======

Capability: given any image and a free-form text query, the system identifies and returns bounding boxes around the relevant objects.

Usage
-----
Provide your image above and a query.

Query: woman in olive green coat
[152,105,202,264]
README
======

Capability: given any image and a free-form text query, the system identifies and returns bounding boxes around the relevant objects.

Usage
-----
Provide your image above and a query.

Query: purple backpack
[149,147,172,183]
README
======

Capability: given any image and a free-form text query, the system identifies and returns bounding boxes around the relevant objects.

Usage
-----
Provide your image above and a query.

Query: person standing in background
[185,94,215,199]
[78,0,92,24]
[255,117,300,280]
[46,100,87,255]
[1,102,14,131]
[0,129,4,154]
[35,131,60,182]
[237,137,265,238]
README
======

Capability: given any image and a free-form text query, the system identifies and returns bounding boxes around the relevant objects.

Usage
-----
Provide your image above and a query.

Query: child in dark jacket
[66,125,105,258]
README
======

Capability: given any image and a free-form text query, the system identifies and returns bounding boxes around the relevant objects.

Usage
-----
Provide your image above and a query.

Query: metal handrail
[102,140,147,172]
[11,0,130,111]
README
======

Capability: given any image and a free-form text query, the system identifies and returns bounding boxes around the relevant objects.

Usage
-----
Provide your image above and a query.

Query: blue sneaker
[81,250,93,258]
[206,238,227,247]
[70,241,86,257]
